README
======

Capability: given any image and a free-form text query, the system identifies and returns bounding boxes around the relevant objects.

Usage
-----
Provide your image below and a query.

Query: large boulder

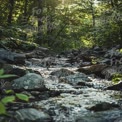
[12,73,46,91]
[77,64,107,78]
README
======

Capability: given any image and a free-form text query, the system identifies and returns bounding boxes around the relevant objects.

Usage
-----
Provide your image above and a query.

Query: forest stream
[0,46,122,122]
[0,0,122,121]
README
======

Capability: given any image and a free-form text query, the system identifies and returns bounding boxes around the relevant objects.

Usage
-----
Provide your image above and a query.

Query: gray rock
[88,102,119,112]
[101,66,122,80]
[1,64,26,77]
[27,58,43,66]
[77,64,107,75]
[93,46,103,51]
[104,48,122,58]
[45,77,78,93]
[15,108,52,122]
[12,73,46,90]
[79,62,91,67]
[99,58,111,65]
[60,73,91,86]
[62,63,72,67]
[25,47,50,58]
[76,110,122,122]
[50,68,74,78]
[0,48,25,64]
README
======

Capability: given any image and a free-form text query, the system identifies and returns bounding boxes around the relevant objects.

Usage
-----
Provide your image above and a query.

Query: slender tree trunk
[110,0,114,7]
[90,0,96,43]
[110,0,118,8]
[7,0,15,25]
[36,0,43,45]
[22,0,28,27]
[24,0,28,17]
[90,1,95,27]
[114,0,118,7]
[47,7,54,46]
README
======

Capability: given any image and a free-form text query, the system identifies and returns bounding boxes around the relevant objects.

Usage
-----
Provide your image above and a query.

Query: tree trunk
[90,0,96,43]
[36,0,44,45]
[7,0,15,25]
[90,1,95,27]
[47,7,54,46]
[24,0,28,17]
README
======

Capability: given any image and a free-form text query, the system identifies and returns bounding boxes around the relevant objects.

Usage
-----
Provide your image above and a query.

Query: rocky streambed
[0,46,122,122]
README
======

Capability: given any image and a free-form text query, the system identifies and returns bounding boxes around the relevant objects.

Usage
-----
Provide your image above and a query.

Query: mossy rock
[0,38,38,51]
[0,26,27,40]
[112,74,122,84]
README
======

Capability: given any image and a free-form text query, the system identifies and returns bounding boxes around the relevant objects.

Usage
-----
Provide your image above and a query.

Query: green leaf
[0,102,6,115]
[0,74,17,79]
[5,90,14,94]
[16,93,29,102]
[120,49,122,53]
[1,96,15,105]
[0,69,4,76]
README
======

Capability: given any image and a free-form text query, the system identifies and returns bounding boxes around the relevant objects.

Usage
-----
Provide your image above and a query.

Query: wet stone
[50,68,74,78]
[88,102,119,112]
[12,73,46,91]
[60,73,92,86]
[0,48,25,64]
[76,110,122,122]
[15,108,52,122]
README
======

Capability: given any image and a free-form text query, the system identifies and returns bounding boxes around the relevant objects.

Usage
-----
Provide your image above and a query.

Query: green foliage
[0,26,39,51]
[15,93,29,102]
[4,90,14,94]
[0,69,17,79]
[0,0,122,50]
[0,94,29,115]
[1,96,15,105]
[0,69,4,75]
[0,26,27,40]
[119,49,122,53]
[112,74,122,84]
[0,69,29,115]
[0,37,38,51]
[0,102,6,115]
